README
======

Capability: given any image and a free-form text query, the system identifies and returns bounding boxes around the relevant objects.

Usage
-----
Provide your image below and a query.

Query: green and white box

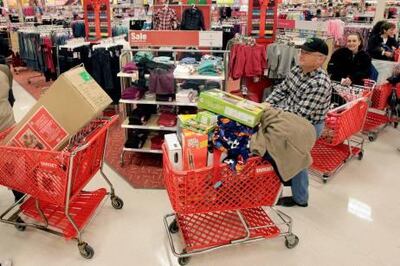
[198,89,263,128]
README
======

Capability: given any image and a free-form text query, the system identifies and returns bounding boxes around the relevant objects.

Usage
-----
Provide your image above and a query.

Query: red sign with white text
[130,31,199,47]
[129,31,222,47]
[277,19,295,29]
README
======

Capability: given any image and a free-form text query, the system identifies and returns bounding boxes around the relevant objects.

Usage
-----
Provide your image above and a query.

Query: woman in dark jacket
[328,32,372,86]
[367,21,399,60]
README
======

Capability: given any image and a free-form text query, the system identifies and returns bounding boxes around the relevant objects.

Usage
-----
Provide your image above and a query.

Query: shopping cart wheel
[322,175,329,184]
[178,250,191,266]
[78,242,94,259]
[358,151,364,160]
[285,234,299,249]
[111,196,124,210]
[14,217,26,232]
[394,122,398,129]
[368,133,377,142]
[168,219,179,234]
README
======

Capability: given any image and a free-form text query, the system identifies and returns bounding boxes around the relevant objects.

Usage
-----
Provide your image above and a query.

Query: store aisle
[1,81,400,266]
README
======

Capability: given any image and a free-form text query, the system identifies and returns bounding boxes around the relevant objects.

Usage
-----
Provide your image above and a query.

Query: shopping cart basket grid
[0,116,124,259]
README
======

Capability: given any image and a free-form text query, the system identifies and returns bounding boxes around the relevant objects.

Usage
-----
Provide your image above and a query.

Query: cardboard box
[198,89,263,128]
[196,111,218,126]
[164,134,183,171]
[181,129,208,170]
[3,67,112,150]
[178,114,215,136]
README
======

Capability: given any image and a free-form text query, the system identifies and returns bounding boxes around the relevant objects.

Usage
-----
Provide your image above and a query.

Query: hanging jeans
[291,122,324,205]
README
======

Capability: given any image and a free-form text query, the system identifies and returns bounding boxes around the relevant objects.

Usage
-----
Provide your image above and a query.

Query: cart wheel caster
[358,151,364,160]
[169,219,179,234]
[111,196,124,210]
[394,122,398,129]
[78,242,94,259]
[14,217,26,232]
[368,133,377,142]
[322,174,328,184]
[285,234,299,249]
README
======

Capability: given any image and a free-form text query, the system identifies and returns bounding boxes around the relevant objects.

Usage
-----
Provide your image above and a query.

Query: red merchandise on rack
[162,145,300,265]
[0,116,123,259]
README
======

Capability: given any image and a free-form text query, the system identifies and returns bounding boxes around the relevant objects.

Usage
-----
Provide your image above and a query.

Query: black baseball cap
[300,37,329,56]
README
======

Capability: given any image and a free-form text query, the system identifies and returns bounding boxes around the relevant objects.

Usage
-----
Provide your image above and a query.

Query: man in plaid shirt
[266,37,332,207]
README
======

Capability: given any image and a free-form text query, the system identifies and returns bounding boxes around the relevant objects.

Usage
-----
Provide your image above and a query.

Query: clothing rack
[17,26,71,87]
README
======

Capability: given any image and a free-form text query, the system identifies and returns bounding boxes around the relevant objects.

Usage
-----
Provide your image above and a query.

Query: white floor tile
[1,82,400,266]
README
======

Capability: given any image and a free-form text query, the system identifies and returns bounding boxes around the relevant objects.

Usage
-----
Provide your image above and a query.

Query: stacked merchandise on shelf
[84,0,111,41]
[118,49,227,160]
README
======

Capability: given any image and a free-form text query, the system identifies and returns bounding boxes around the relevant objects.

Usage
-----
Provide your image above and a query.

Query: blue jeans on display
[291,122,325,205]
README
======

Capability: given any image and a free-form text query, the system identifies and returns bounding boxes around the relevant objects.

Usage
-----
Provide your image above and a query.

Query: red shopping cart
[310,81,373,183]
[0,116,123,259]
[363,82,400,141]
[162,146,299,265]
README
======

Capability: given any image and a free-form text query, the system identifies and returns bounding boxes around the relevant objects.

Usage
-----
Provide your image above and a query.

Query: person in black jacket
[367,21,399,61]
[328,32,372,86]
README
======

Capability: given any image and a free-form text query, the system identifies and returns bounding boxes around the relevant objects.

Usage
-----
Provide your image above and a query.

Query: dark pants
[12,190,24,202]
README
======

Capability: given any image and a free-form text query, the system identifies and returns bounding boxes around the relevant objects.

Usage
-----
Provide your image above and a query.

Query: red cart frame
[310,81,374,183]
[0,116,123,259]
[363,82,400,141]
[162,145,299,265]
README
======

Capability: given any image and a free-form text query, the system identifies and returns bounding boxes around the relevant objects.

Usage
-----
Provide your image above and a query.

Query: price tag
[199,31,223,48]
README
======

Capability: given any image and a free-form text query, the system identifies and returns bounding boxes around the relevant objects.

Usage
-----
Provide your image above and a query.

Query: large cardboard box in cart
[2,66,112,150]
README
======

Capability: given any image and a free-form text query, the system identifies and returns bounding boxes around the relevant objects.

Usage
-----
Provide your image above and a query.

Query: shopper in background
[328,32,372,86]
[0,66,24,204]
[367,21,399,61]
[265,38,332,207]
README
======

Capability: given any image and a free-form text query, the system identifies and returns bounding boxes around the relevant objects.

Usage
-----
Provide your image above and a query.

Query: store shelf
[120,99,197,107]
[174,71,225,81]
[121,115,177,131]
[117,71,139,79]
[123,139,162,154]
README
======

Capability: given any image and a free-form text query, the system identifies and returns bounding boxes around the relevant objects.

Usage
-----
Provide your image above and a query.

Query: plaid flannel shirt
[266,66,332,125]
[153,7,178,30]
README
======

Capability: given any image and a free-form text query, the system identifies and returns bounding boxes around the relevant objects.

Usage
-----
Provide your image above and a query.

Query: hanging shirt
[153,7,178,30]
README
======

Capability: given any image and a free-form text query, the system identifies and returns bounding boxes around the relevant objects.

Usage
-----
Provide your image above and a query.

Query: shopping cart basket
[310,81,372,183]
[363,82,400,141]
[162,146,299,265]
[0,116,124,259]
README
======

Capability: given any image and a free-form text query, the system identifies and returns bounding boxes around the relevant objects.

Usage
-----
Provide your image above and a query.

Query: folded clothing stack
[150,134,164,150]
[129,105,156,125]
[174,64,196,75]
[153,56,173,64]
[125,129,149,149]
[176,89,198,103]
[158,112,177,127]
[197,61,223,76]
[134,51,154,63]
[149,68,175,95]
[180,57,197,64]
[121,86,145,100]
[122,61,138,73]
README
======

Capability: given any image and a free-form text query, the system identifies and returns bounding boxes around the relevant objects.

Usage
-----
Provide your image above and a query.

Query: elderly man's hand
[260,102,271,110]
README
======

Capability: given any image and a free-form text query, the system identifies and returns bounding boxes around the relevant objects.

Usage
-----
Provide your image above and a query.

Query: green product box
[198,89,264,128]
[196,111,218,126]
